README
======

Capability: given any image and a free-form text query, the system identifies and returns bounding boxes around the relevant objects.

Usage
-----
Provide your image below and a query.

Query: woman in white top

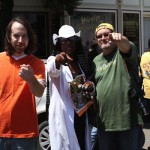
[47,25,94,150]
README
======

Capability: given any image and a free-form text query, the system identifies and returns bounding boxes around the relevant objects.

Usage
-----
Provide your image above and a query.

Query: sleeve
[46,56,62,78]
[122,42,139,71]
[33,59,45,81]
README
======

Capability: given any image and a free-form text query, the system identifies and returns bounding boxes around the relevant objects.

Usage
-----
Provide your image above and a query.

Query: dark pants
[98,126,142,150]
[74,112,86,150]
[91,126,99,150]
[0,137,38,150]
[143,98,150,123]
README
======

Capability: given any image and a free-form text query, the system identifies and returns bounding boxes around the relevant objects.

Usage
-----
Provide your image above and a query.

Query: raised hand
[55,52,73,68]
[19,64,34,82]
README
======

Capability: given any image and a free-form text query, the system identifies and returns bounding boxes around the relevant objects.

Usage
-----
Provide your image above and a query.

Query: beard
[15,47,24,53]
[13,45,26,55]
[101,40,116,50]
[100,41,111,49]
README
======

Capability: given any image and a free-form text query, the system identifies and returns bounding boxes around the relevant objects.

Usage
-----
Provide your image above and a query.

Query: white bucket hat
[53,25,81,45]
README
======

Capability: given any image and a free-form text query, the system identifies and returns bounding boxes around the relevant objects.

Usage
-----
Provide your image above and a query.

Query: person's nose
[101,35,106,39]
[66,41,72,46]
[18,36,23,42]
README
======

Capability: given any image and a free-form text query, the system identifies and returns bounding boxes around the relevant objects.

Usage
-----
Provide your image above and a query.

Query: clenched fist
[55,52,73,68]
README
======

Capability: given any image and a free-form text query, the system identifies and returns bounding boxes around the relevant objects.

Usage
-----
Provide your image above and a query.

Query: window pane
[143,16,150,51]
[70,11,116,48]
[123,13,140,53]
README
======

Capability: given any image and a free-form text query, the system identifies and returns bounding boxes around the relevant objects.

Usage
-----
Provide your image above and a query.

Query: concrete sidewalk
[142,123,150,150]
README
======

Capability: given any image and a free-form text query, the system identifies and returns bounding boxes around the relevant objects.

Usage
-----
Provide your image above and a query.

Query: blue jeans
[91,126,98,150]
[98,126,142,150]
[0,137,38,150]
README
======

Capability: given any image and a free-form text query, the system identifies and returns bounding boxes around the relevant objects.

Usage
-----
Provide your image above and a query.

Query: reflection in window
[70,11,116,48]
[143,16,150,52]
[123,13,140,53]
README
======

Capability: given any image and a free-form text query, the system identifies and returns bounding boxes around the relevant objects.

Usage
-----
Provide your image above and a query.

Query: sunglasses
[60,37,77,45]
[96,33,110,39]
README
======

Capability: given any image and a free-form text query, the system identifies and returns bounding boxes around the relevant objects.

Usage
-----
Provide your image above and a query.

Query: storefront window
[70,11,116,49]
[143,14,150,52]
[123,12,140,53]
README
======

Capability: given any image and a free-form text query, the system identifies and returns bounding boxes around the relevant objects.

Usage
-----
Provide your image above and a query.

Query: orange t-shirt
[0,52,45,138]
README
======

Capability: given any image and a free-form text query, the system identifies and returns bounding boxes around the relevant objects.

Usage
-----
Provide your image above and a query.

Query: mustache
[17,43,25,47]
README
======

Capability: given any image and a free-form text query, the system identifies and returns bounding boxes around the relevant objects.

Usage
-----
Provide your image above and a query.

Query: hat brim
[53,31,81,45]
[57,31,81,38]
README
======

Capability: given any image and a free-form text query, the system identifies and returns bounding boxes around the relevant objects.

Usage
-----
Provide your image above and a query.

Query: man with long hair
[0,16,46,149]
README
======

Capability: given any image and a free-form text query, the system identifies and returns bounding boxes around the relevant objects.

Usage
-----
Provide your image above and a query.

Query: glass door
[143,14,150,52]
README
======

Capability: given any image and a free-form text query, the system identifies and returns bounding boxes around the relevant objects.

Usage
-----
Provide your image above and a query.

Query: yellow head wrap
[95,23,114,34]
